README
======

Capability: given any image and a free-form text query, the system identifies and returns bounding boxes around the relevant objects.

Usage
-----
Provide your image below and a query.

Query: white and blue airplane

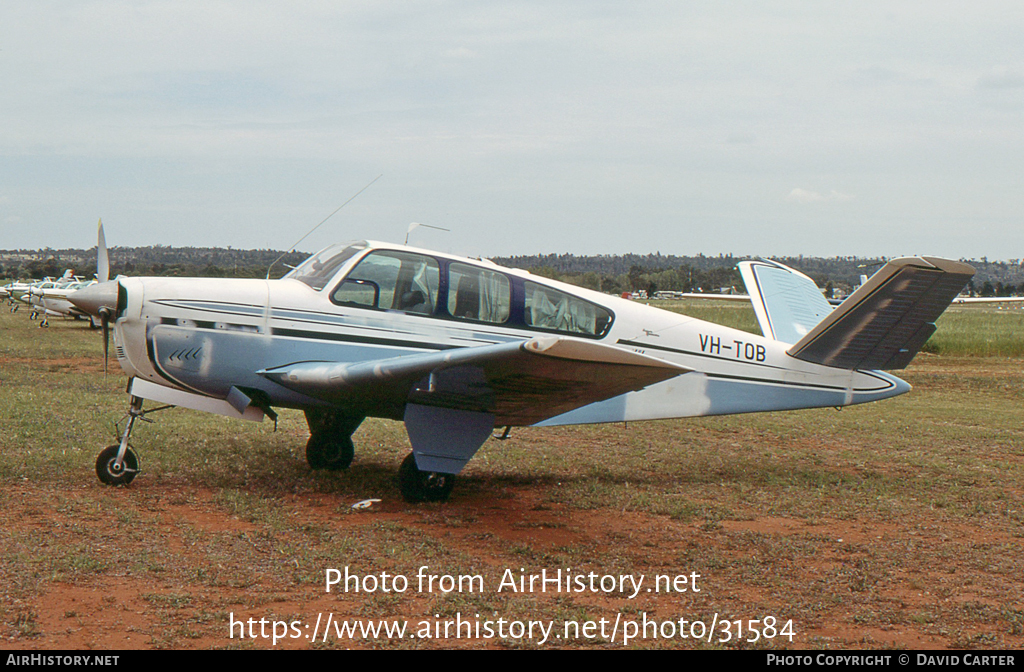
[69,241,974,502]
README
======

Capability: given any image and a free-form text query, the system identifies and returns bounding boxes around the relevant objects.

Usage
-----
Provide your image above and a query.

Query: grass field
[0,300,1022,649]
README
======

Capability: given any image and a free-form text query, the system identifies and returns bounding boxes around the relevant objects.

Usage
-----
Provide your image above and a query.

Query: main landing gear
[303,409,363,471]
[302,409,454,503]
[398,453,454,503]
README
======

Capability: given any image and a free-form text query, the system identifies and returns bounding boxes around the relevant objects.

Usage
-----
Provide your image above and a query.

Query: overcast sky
[2,2,1023,260]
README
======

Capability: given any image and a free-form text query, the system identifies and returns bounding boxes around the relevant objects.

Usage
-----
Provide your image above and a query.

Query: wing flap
[258,336,689,425]
[787,257,974,370]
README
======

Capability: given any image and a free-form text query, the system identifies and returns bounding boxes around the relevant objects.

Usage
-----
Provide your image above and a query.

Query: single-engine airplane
[69,239,974,502]
[33,221,110,327]
[3,280,34,308]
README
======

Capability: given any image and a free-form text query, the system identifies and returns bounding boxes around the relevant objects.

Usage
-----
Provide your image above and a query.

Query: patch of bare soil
[3,481,1022,649]
[26,582,157,650]
[0,355,107,374]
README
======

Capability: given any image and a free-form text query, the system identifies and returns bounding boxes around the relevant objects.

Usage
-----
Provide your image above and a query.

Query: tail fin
[738,259,833,344]
[787,257,974,370]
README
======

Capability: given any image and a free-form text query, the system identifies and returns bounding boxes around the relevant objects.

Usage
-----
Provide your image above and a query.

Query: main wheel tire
[399,452,455,503]
[306,434,355,471]
[96,444,139,486]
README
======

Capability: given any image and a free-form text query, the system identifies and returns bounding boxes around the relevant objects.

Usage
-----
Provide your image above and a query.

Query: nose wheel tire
[96,444,140,486]
[399,452,455,503]
[306,434,355,471]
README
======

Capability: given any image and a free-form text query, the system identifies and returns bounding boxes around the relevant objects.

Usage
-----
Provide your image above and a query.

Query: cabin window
[288,242,366,290]
[332,250,440,315]
[447,263,511,324]
[524,281,612,336]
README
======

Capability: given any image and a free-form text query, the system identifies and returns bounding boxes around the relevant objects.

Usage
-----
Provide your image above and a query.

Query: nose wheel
[96,444,140,486]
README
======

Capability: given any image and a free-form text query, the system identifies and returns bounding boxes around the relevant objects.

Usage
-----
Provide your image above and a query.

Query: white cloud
[444,47,477,59]
[786,188,854,204]
[977,68,1024,90]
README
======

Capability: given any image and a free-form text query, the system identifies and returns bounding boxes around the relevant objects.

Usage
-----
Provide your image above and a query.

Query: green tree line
[3,246,1023,297]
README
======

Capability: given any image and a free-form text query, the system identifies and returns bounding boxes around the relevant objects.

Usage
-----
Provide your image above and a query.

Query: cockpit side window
[332,250,440,315]
[447,263,511,324]
[286,243,366,290]
[524,281,612,337]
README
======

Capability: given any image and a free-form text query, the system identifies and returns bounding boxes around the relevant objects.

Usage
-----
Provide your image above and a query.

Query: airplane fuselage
[110,241,909,426]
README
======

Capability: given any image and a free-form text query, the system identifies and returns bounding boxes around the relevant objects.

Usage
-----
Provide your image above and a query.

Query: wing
[258,336,689,426]
[787,256,974,370]
[953,296,1024,304]
[675,293,750,302]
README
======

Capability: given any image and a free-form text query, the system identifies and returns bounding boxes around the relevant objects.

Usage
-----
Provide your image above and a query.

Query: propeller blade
[102,313,109,375]
[68,281,118,375]
[97,219,109,283]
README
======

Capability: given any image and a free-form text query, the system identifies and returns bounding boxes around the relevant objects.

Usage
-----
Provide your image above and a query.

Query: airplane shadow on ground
[183,436,866,507]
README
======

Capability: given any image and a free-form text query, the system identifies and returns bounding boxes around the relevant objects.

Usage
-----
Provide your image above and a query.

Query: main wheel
[399,453,455,503]
[96,444,139,486]
[306,434,355,470]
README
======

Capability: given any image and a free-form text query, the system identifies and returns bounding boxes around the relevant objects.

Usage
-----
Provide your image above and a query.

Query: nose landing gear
[95,395,171,487]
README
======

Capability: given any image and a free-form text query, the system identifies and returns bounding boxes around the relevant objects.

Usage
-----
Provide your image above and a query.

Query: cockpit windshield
[285,242,367,290]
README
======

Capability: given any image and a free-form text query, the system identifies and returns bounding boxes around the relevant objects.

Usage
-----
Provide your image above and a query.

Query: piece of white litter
[351,499,382,510]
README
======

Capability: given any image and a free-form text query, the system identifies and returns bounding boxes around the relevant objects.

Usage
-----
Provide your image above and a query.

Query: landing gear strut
[95,395,170,486]
[399,453,455,503]
[96,395,144,486]
[304,409,363,471]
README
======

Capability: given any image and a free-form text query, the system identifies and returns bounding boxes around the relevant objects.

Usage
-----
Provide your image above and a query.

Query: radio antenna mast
[266,174,383,279]
[405,221,450,245]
